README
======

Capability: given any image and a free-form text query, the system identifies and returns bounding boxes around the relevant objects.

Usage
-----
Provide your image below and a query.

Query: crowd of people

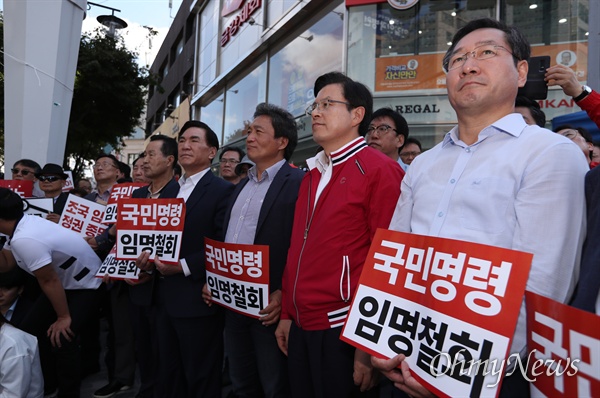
[0,17,598,398]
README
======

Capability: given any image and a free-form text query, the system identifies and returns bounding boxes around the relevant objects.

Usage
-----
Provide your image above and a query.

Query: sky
[82,0,183,68]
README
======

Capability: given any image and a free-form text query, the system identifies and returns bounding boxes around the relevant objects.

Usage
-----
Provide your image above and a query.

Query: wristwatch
[573,85,592,102]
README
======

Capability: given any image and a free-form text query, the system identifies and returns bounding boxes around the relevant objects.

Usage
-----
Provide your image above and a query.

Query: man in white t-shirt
[0,187,103,397]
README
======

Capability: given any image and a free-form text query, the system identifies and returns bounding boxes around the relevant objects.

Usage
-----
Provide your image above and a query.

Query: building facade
[146,0,597,166]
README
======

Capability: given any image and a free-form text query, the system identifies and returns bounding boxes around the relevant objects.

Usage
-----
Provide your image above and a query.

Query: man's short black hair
[0,188,24,221]
[515,96,546,127]
[178,121,220,151]
[219,146,245,162]
[253,103,299,160]
[313,72,373,137]
[443,18,530,72]
[118,161,132,179]
[0,266,28,288]
[554,124,594,143]
[149,135,178,165]
[371,108,409,139]
[401,137,423,152]
[95,153,120,168]
[13,159,41,174]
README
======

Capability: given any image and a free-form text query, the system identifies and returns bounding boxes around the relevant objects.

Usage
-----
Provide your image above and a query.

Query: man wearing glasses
[85,154,121,205]
[276,72,403,397]
[366,107,409,169]
[218,145,245,184]
[11,159,44,197]
[375,18,588,397]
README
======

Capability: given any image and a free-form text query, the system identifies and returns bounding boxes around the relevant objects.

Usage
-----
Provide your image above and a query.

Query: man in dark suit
[95,135,180,398]
[207,103,304,397]
[137,121,234,398]
[35,163,70,223]
[570,166,600,313]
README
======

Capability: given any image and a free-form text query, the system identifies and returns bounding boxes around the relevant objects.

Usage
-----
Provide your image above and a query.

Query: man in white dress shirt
[373,18,588,398]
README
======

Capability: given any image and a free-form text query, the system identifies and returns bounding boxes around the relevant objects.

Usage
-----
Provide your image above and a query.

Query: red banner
[526,291,600,397]
[0,180,33,198]
[102,183,147,223]
[341,229,532,398]
[116,198,186,265]
[205,238,269,319]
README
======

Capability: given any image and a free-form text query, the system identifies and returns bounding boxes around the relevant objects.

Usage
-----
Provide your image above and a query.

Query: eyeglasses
[444,44,514,72]
[366,124,396,137]
[94,162,117,170]
[11,168,33,176]
[220,158,240,165]
[38,175,62,182]
[305,99,351,116]
[558,129,580,140]
[400,151,421,158]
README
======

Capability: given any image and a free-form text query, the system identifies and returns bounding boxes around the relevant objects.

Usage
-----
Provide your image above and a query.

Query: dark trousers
[225,310,290,398]
[104,282,136,385]
[20,287,103,398]
[288,323,379,398]
[154,303,224,398]
[129,300,158,398]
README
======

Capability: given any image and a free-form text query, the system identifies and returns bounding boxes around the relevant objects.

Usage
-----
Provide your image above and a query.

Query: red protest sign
[115,198,185,265]
[526,291,600,397]
[102,183,147,223]
[204,238,269,319]
[59,194,107,237]
[341,229,532,398]
[0,180,33,198]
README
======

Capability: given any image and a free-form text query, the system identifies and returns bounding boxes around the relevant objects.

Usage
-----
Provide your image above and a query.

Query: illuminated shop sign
[221,0,262,47]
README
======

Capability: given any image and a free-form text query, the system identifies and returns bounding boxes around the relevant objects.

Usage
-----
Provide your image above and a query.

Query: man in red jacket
[275,72,404,397]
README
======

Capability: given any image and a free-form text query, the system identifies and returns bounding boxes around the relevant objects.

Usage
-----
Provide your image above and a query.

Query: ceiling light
[389,20,395,25]
[451,11,456,17]
[529,4,538,9]
[559,18,567,23]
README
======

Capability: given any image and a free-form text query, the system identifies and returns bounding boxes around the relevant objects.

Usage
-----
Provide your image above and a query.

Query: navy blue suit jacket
[223,162,304,293]
[129,173,234,317]
[570,166,600,312]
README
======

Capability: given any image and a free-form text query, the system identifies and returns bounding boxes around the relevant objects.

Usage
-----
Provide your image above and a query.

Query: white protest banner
[23,198,54,218]
[58,194,107,237]
[204,238,270,318]
[341,229,532,398]
[115,198,185,265]
[96,244,140,280]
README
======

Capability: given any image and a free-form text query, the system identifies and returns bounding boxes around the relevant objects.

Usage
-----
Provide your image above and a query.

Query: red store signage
[221,0,262,47]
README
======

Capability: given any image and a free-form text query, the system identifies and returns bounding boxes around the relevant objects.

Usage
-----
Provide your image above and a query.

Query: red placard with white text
[526,291,600,398]
[96,244,140,280]
[102,183,147,223]
[0,180,33,198]
[341,229,532,398]
[115,198,185,265]
[59,194,107,237]
[204,238,269,319]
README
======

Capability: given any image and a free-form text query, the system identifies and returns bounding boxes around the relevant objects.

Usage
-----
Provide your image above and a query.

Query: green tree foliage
[66,30,148,178]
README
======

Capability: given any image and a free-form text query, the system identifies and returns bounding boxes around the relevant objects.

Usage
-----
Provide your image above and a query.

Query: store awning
[552,111,600,142]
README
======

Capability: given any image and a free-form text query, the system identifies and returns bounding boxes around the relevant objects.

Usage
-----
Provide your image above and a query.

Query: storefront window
[267,0,299,26]
[199,0,220,89]
[348,0,496,94]
[200,93,225,144]
[505,0,589,79]
[267,4,345,120]
[223,61,267,143]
